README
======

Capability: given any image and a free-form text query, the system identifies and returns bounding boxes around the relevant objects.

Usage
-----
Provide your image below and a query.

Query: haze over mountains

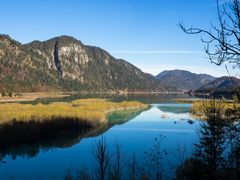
[0,34,240,94]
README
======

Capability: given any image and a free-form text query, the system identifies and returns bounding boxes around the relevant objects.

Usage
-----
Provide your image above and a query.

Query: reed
[0,98,147,124]
[190,100,239,118]
[0,99,147,149]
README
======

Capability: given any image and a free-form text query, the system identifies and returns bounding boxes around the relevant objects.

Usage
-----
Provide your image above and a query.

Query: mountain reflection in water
[157,104,190,114]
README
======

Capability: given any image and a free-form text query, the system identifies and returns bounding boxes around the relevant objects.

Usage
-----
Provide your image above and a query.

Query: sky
[0,0,234,77]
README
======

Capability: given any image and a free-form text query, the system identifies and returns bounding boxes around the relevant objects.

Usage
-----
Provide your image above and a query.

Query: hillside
[0,35,160,92]
[155,69,216,91]
[195,76,240,95]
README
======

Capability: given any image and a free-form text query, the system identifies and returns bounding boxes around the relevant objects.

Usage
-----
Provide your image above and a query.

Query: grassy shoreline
[0,91,187,103]
[174,98,240,119]
[0,98,148,124]
[0,107,146,151]
[0,98,147,148]
[189,100,239,119]
[174,98,234,104]
[0,92,70,103]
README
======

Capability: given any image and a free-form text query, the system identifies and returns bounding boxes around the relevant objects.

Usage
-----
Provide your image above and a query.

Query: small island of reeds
[0,98,148,124]
[0,99,148,148]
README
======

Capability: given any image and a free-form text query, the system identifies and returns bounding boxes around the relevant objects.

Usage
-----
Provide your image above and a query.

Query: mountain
[155,69,216,91]
[0,34,160,92]
[195,76,240,95]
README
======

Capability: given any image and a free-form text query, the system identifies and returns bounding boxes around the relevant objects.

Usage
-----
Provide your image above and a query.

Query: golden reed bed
[0,98,148,124]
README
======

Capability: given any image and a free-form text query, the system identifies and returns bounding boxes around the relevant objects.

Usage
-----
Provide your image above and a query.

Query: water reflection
[24,93,193,105]
[157,104,190,114]
[0,109,146,160]
[0,102,199,180]
[137,104,194,122]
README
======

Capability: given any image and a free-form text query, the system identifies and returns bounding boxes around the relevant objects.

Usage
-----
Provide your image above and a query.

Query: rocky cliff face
[0,35,160,92]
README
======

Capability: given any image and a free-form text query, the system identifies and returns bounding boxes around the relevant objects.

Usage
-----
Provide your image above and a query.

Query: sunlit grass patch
[0,98,147,124]
[190,99,240,119]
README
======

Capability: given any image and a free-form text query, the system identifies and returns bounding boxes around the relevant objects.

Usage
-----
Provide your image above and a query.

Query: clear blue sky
[0,0,232,77]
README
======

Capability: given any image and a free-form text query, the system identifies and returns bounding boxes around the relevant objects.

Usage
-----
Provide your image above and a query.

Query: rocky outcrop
[0,35,161,92]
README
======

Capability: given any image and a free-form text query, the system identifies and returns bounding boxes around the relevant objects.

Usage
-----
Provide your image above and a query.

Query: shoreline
[0,98,148,124]
[0,92,70,103]
[0,99,148,149]
[0,91,186,103]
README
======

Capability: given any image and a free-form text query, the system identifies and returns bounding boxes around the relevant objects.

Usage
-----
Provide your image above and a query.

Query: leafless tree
[127,153,137,180]
[144,135,167,180]
[76,168,91,180]
[179,0,240,68]
[167,143,188,177]
[65,169,73,180]
[109,137,122,180]
[92,136,109,180]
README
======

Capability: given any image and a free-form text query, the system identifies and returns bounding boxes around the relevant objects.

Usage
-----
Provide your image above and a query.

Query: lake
[0,94,200,179]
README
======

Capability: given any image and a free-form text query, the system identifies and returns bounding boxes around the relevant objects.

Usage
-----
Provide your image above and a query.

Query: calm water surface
[0,95,200,179]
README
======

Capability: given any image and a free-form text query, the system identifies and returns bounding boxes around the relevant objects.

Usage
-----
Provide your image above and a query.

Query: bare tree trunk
[92,136,109,180]
[110,137,122,180]
[128,154,137,180]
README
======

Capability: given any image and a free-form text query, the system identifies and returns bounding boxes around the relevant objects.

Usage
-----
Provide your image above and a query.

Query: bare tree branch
[179,0,240,67]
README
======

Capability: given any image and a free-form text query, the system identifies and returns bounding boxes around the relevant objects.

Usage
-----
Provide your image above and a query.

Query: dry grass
[0,92,70,102]
[0,98,147,124]
[190,100,239,118]
[175,98,234,104]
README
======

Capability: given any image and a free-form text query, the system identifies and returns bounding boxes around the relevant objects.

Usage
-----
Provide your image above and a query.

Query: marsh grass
[0,92,70,103]
[0,106,146,159]
[190,99,240,119]
[0,99,147,149]
[0,98,147,124]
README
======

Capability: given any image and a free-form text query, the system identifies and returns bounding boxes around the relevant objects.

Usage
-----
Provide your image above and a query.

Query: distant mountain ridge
[0,34,160,92]
[155,69,216,91]
[1,34,238,94]
[195,76,240,95]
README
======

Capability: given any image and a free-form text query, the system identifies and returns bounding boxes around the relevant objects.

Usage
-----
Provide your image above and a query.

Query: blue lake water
[0,102,200,179]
